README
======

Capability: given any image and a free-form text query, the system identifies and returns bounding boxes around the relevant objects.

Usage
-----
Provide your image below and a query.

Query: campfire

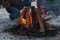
[18,6,45,32]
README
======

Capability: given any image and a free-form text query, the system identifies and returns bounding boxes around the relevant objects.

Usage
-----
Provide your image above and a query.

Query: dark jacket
[4,0,31,10]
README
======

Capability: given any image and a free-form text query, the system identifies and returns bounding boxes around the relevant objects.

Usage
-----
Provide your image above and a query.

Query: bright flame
[22,18,26,25]
[19,13,38,27]
[20,13,32,26]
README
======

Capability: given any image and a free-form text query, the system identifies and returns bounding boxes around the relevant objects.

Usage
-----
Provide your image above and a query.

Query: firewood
[35,8,45,32]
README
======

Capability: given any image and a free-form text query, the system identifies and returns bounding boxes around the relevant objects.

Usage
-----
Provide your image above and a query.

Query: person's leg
[6,7,20,20]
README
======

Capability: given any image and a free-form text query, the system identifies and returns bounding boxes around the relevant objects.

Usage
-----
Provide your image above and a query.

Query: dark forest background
[0,0,55,5]
[0,0,4,5]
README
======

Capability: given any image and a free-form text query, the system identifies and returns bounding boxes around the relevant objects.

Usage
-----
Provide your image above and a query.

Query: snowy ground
[0,8,60,40]
[45,11,60,27]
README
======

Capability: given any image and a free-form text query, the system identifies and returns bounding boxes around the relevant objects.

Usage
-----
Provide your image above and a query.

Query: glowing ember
[21,18,26,25]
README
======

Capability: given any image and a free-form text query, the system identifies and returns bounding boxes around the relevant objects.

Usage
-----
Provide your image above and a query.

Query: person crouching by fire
[3,0,31,20]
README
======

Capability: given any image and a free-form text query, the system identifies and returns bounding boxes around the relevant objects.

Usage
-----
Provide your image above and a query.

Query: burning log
[35,8,45,32]
[19,7,28,26]
[25,7,30,28]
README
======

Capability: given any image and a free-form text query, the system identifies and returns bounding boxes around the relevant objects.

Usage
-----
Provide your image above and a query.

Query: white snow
[45,11,60,26]
[0,8,20,40]
[46,15,60,26]
[0,32,19,40]
[0,8,18,31]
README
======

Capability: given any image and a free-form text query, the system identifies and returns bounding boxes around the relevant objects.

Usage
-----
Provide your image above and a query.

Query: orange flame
[18,7,45,29]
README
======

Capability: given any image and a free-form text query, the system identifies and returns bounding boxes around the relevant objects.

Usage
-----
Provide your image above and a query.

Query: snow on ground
[46,15,60,26]
[0,32,20,40]
[0,8,20,40]
[44,11,60,27]
[0,8,18,31]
